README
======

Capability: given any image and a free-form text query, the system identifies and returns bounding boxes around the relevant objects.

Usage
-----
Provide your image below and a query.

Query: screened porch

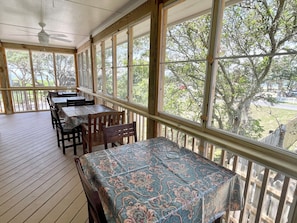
[1,0,297,223]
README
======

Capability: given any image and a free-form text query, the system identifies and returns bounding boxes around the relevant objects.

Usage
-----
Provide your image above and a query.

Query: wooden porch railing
[0,89,76,113]
[99,97,297,223]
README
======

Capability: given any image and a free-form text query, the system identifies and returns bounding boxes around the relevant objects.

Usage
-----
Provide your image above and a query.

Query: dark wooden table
[62,104,116,127]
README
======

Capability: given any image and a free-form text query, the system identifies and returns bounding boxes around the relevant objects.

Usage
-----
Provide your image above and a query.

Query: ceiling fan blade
[49,33,67,38]
[18,29,37,35]
[7,34,37,36]
[50,36,72,42]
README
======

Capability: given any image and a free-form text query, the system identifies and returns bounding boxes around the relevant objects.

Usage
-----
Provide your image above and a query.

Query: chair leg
[56,130,61,147]
[88,204,94,223]
[62,134,66,154]
[50,113,55,129]
[78,132,81,142]
[51,119,55,129]
[73,132,77,155]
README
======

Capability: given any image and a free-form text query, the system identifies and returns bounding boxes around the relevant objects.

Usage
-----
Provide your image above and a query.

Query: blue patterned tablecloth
[80,137,243,223]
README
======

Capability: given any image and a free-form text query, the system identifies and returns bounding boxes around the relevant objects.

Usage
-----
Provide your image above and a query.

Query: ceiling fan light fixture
[38,34,49,45]
[38,25,49,45]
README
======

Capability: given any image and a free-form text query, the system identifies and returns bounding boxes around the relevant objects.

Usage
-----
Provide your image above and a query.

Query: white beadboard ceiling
[0,0,215,49]
[0,0,146,48]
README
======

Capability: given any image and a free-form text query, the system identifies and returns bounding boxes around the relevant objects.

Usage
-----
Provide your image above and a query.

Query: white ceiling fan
[37,0,71,45]
[37,22,71,45]
[9,22,72,45]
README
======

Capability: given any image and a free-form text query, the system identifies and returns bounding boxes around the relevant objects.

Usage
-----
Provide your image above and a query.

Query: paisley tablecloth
[79,137,243,223]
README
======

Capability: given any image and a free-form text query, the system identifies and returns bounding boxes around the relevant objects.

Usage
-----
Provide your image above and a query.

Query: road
[255,99,297,111]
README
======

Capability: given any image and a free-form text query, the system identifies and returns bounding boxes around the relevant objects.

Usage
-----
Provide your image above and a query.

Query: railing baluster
[240,161,253,223]
[255,168,270,222]
[275,176,290,222]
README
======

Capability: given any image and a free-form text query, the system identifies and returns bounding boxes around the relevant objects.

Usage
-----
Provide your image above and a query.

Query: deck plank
[40,184,86,223]
[0,112,88,223]
[55,192,87,223]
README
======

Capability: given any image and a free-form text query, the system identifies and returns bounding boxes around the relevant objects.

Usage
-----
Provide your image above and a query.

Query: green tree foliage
[105,47,113,95]
[117,42,128,100]
[132,64,149,106]
[217,0,297,138]
[131,35,150,106]
[6,50,32,87]
[55,54,76,86]
[32,52,54,86]
[164,15,210,122]
[6,50,75,87]
[165,0,297,139]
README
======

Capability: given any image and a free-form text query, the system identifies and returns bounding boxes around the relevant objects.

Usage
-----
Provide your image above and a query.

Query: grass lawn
[214,105,297,161]
[250,105,297,137]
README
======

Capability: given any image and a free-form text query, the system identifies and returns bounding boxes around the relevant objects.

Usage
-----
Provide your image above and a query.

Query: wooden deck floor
[0,111,89,223]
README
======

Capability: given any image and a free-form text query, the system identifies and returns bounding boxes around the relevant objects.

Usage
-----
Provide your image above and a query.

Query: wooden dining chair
[85,99,95,105]
[47,96,56,129]
[67,98,86,106]
[102,122,137,149]
[48,91,59,98]
[74,158,107,223]
[81,111,125,153]
[51,106,82,155]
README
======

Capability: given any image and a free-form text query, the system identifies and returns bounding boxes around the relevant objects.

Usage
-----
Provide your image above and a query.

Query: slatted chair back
[51,106,81,155]
[48,91,59,98]
[74,158,107,223]
[67,99,86,106]
[81,111,125,153]
[46,96,52,106]
[50,106,59,128]
[61,92,78,97]
[85,99,95,105]
[103,122,137,149]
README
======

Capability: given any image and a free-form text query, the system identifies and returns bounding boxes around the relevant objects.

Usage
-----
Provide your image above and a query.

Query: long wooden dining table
[79,137,243,223]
